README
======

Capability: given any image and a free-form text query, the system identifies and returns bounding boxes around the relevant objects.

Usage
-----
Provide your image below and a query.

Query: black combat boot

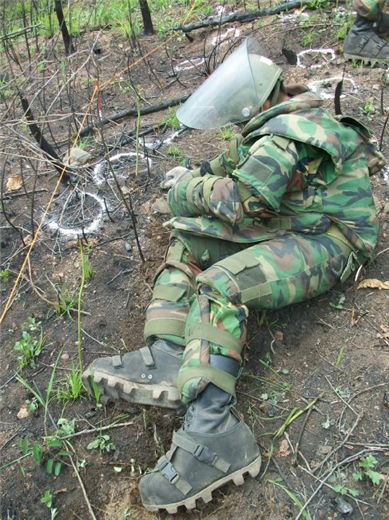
[139,384,261,513]
[376,12,389,36]
[344,16,389,66]
[82,339,182,409]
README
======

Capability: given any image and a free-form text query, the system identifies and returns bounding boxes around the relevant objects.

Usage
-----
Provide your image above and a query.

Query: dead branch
[171,0,311,33]
[78,94,190,138]
[54,0,75,55]
[20,96,72,183]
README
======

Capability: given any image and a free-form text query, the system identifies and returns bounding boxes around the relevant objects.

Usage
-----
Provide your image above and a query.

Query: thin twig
[314,413,363,476]
[324,375,358,417]
[339,382,389,426]
[66,442,97,520]
[59,419,134,441]
[292,395,320,465]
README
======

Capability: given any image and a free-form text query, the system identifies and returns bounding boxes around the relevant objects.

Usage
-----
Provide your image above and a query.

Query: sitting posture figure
[344,0,389,64]
[84,38,379,513]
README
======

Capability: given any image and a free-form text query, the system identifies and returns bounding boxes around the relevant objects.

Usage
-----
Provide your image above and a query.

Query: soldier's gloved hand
[161,166,191,190]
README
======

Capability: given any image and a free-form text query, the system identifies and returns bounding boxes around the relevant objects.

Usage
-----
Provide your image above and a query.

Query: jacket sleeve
[168,173,244,225]
[232,134,300,216]
[168,134,301,224]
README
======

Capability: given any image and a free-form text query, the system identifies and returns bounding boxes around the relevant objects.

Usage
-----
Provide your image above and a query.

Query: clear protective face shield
[177,37,282,130]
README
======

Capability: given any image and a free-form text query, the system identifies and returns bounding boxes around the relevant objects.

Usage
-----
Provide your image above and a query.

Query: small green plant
[333,482,360,497]
[336,15,354,40]
[301,32,315,47]
[87,434,116,453]
[163,107,181,130]
[301,13,319,29]
[307,0,330,8]
[329,294,346,310]
[353,455,383,486]
[334,385,350,400]
[56,366,85,402]
[14,318,44,369]
[26,397,39,413]
[167,145,182,158]
[0,267,10,286]
[329,470,360,497]
[0,77,13,100]
[55,285,77,318]
[41,490,58,520]
[81,251,94,282]
[90,379,102,408]
[335,346,346,367]
[218,127,235,141]
[360,97,376,119]
[270,479,313,520]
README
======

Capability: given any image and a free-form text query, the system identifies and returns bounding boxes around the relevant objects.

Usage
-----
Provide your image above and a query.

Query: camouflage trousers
[354,0,386,20]
[144,227,355,404]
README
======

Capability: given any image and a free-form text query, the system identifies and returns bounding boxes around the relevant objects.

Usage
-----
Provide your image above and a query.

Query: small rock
[124,242,132,253]
[65,147,92,166]
[335,496,353,515]
[17,405,29,420]
[61,352,69,361]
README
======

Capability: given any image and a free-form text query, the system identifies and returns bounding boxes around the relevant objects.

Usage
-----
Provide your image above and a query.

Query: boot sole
[344,52,389,66]
[143,453,262,514]
[82,369,181,410]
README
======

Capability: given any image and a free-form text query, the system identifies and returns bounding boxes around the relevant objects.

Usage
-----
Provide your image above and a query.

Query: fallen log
[172,0,311,33]
[78,94,190,138]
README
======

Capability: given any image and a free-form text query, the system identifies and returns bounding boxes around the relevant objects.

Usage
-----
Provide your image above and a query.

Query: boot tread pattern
[144,454,262,513]
[82,371,180,409]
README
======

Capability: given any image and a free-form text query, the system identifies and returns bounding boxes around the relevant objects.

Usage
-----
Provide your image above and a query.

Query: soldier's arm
[168,173,243,225]
[167,135,300,224]
[232,134,299,215]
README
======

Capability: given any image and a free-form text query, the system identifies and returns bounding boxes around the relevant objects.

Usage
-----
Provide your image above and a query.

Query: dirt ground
[1,2,389,520]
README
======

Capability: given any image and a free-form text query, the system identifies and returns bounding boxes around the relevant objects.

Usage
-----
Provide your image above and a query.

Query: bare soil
[1,3,389,520]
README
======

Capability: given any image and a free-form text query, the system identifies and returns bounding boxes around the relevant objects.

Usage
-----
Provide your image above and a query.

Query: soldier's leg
[83,233,200,409]
[83,232,244,409]
[345,0,389,64]
[140,229,355,512]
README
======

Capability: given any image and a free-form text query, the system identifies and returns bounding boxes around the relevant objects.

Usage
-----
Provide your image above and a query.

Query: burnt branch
[78,94,190,138]
[139,0,154,35]
[54,0,76,55]
[172,0,311,33]
[20,96,72,184]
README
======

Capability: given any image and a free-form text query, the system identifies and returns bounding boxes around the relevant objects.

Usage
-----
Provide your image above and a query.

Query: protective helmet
[177,37,282,129]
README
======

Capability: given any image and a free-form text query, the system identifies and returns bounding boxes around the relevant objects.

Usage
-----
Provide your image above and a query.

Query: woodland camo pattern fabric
[354,0,386,20]
[145,91,378,404]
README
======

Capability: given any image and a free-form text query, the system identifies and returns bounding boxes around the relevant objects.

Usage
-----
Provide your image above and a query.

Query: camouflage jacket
[167,91,379,259]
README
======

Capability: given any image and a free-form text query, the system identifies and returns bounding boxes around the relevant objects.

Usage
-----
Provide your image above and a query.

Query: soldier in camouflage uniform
[344,0,389,64]
[84,39,379,512]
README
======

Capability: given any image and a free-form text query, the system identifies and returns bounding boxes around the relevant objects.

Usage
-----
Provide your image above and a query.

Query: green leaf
[87,439,100,450]
[348,488,360,497]
[47,438,63,449]
[40,490,53,508]
[54,462,62,476]
[365,470,382,485]
[32,443,43,465]
[360,455,378,470]
[352,470,363,481]
[20,438,29,455]
[47,458,54,474]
